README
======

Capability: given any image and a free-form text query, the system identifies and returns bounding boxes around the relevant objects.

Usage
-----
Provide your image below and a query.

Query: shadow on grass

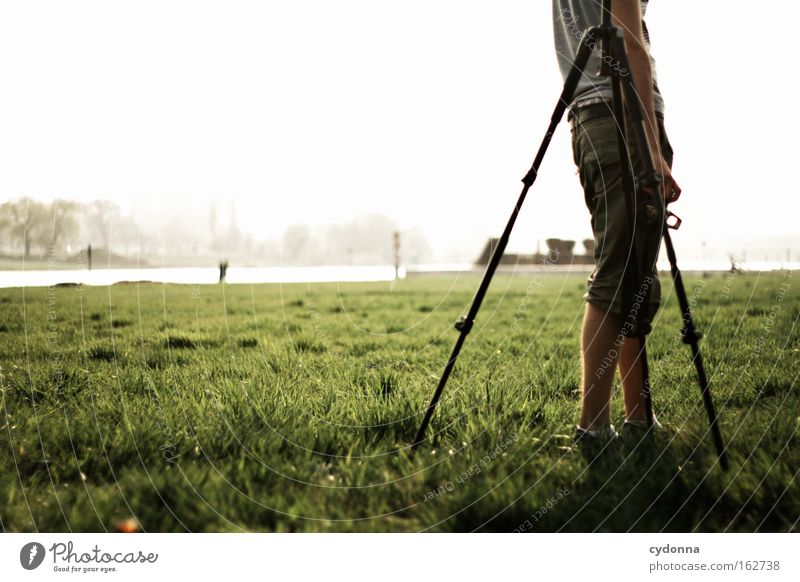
[467,434,728,532]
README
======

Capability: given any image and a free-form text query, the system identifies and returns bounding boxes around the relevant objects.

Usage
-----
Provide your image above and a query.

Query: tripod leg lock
[681,325,703,344]
[454,316,473,334]
[522,167,537,189]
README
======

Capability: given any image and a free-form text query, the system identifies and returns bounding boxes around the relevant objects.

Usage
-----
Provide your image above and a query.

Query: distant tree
[87,200,120,250]
[0,197,47,258]
[47,199,80,251]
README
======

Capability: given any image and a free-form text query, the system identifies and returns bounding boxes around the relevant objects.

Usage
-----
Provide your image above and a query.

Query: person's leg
[579,302,622,431]
[573,111,663,433]
[572,113,628,433]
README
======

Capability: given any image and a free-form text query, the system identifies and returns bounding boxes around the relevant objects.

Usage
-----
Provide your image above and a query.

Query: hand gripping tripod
[411,0,728,470]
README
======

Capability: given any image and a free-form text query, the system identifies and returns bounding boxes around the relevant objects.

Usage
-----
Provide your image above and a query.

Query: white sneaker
[573,424,619,443]
[621,414,663,432]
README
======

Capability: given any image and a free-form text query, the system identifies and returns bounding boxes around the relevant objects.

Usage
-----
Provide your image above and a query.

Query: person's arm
[611,0,681,203]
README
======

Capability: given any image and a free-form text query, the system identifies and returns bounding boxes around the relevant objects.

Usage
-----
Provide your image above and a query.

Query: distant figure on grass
[729,254,743,274]
[553,0,681,442]
[219,259,229,283]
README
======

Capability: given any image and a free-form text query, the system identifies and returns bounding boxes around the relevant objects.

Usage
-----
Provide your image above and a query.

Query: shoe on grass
[573,424,619,444]
[621,414,663,434]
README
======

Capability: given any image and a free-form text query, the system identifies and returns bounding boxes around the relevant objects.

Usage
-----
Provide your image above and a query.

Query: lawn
[0,270,797,532]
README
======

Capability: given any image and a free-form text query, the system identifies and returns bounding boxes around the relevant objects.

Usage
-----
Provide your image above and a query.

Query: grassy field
[0,271,798,532]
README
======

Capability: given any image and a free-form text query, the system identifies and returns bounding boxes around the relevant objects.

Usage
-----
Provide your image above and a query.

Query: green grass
[0,271,798,532]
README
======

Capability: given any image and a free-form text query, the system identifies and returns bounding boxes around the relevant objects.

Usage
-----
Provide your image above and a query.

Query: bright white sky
[0,1,796,261]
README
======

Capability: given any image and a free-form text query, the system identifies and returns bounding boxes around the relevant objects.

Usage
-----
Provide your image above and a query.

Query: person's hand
[659,158,681,205]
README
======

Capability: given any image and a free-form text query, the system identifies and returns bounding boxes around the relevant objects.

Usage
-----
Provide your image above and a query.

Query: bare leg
[618,336,649,422]
[579,302,623,431]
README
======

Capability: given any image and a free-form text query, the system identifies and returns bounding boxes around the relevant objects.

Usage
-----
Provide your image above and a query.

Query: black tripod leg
[663,226,729,470]
[609,34,657,427]
[638,338,654,424]
[410,31,598,450]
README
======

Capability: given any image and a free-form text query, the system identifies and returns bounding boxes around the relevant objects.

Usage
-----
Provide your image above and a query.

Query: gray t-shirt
[552,0,665,114]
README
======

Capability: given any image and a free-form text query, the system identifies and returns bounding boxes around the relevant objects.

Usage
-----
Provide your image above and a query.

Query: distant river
[0,265,403,288]
[0,261,797,288]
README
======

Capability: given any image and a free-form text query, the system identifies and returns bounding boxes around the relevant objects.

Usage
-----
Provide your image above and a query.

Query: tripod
[411,0,728,470]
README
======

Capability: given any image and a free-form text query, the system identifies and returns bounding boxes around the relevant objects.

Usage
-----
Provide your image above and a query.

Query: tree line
[0,197,433,266]
[0,197,125,259]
